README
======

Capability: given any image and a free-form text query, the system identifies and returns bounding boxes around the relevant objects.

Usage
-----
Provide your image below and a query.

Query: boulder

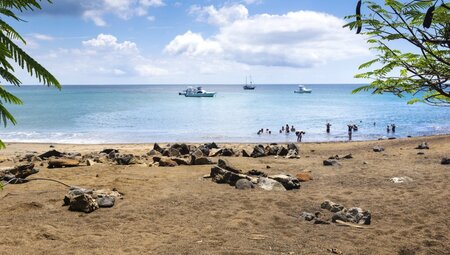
[321,200,345,212]
[301,212,316,221]
[332,207,371,225]
[246,169,267,177]
[153,143,163,153]
[241,149,251,157]
[287,143,299,153]
[0,163,38,180]
[235,179,254,190]
[276,147,289,156]
[48,158,80,168]
[415,142,429,150]
[39,150,63,159]
[285,149,300,159]
[217,159,241,173]
[193,157,213,165]
[205,142,219,149]
[197,145,210,157]
[210,166,247,186]
[257,177,286,191]
[63,187,93,205]
[170,143,190,155]
[100,149,119,155]
[441,157,450,165]
[86,159,95,166]
[296,172,313,182]
[220,148,235,157]
[115,154,137,165]
[96,196,115,208]
[265,145,279,156]
[191,149,204,158]
[251,145,266,158]
[323,159,340,166]
[373,146,385,152]
[68,194,99,213]
[167,147,181,157]
[147,149,162,156]
[159,158,178,167]
[172,157,190,165]
[209,148,222,157]
[152,156,162,163]
[268,174,300,190]
[342,154,353,159]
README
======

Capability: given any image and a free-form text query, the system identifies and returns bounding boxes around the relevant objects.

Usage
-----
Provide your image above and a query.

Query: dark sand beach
[0,135,449,254]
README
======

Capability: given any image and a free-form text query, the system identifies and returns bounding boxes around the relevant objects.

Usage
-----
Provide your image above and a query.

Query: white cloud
[189,4,248,26]
[82,34,138,52]
[80,0,165,26]
[167,6,369,68]
[147,15,155,21]
[32,33,55,41]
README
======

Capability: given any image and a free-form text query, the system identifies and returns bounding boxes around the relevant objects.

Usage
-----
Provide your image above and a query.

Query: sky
[9,0,377,85]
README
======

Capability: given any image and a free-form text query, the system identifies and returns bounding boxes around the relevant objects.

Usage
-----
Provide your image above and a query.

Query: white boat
[294,85,312,94]
[184,86,216,97]
[243,76,255,90]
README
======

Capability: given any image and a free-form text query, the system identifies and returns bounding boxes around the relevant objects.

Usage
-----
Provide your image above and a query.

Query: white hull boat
[294,85,312,94]
[184,86,216,97]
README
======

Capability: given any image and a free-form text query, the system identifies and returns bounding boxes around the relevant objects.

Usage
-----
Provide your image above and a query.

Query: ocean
[1,84,449,144]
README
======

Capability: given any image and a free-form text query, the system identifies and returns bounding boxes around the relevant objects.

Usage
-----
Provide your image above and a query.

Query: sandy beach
[0,135,449,255]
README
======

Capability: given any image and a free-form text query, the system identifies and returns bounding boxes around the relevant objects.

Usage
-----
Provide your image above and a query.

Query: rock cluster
[63,187,122,213]
[302,200,371,225]
[0,163,39,184]
[373,146,385,152]
[415,142,429,150]
[207,159,301,191]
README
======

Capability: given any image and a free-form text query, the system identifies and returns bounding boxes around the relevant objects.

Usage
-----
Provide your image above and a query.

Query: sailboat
[243,76,256,90]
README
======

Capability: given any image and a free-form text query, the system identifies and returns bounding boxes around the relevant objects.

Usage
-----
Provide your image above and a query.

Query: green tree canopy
[345,0,450,106]
[0,0,60,148]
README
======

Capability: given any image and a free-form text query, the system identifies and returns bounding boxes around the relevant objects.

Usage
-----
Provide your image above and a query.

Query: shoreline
[3,133,449,147]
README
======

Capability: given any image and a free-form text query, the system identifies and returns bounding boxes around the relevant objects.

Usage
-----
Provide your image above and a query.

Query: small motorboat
[184,86,216,97]
[294,85,312,94]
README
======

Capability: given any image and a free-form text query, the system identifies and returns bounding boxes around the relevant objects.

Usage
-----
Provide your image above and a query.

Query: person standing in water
[326,123,331,133]
[391,124,396,133]
[347,124,353,141]
[387,125,390,133]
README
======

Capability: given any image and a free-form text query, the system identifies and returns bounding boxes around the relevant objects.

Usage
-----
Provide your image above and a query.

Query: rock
[441,157,450,165]
[287,143,299,153]
[332,207,371,225]
[331,211,350,223]
[147,149,162,156]
[276,146,289,156]
[153,143,163,153]
[265,145,279,156]
[167,147,181,157]
[95,156,109,164]
[100,149,119,155]
[63,187,93,205]
[115,154,137,165]
[301,212,316,221]
[68,194,99,213]
[197,145,210,157]
[86,159,95,166]
[39,150,63,159]
[241,149,251,157]
[0,163,38,180]
[323,159,340,166]
[170,143,190,155]
[296,172,313,182]
[220,148,235,157]
[342,154,353,159]
[191,149,204,158]
[96,196,115,208]
[373,146,385,152]
[210,166,247,186]
[268,174,300,190]
[417,152,425,155]
[152,156,162,162]
[285,149,300,159]
[209,148,222,157]
[321,200,345,212]
[257,177,286,191]
[246,169,267,176]
[193,157,213,165]
[235,179,254,190]
[314,219,330,224]
[217,159,241,173]
[415,142,429,150]
[66,152,81,158]
[159,158,178,167]
[389,176,413,183]
[251,145,266,158]
[172,157,190,165]
[205,142,218,149]
[48,158,80,168]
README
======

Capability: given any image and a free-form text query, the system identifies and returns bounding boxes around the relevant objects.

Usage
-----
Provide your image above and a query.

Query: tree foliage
[0,0,60,148]
[345,0,450,106]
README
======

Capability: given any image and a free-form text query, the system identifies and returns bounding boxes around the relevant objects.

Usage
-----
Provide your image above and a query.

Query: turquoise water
[1,84,449,143]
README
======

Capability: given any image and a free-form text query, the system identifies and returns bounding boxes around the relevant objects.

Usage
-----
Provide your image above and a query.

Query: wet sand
[0,135,449,254]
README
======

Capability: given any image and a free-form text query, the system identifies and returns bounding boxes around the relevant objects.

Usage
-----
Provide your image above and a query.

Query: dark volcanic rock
[217,159,241,173]
[268,174,300,190]
[241,149,251,157]
[265,145,279,156]
[210,166,247,186]
[287,143,299,153]
[0,163,39,180]
[115,154,136,165]
[323,159,340,166]
[159,158,178,167]
[68,194,99,213]
[205,142,219,149]
[220,148,235,157]
[100,149,119,155]
[246,169,267,177]
[193,157,213,165]
[153,143,163,153]
[441,157,450,165]
[96,196,115,208]
[415,142,429,150]
[251,145,266,158]
[276,147,288,156]
[39,150,63,159]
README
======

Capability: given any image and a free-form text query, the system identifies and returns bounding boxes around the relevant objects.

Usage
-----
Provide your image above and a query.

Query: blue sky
[11,0,376,84]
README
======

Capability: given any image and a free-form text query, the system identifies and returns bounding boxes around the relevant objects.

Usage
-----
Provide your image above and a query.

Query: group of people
[279,124,296,134]
[387,124,396,133]
[257,128,272,135]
